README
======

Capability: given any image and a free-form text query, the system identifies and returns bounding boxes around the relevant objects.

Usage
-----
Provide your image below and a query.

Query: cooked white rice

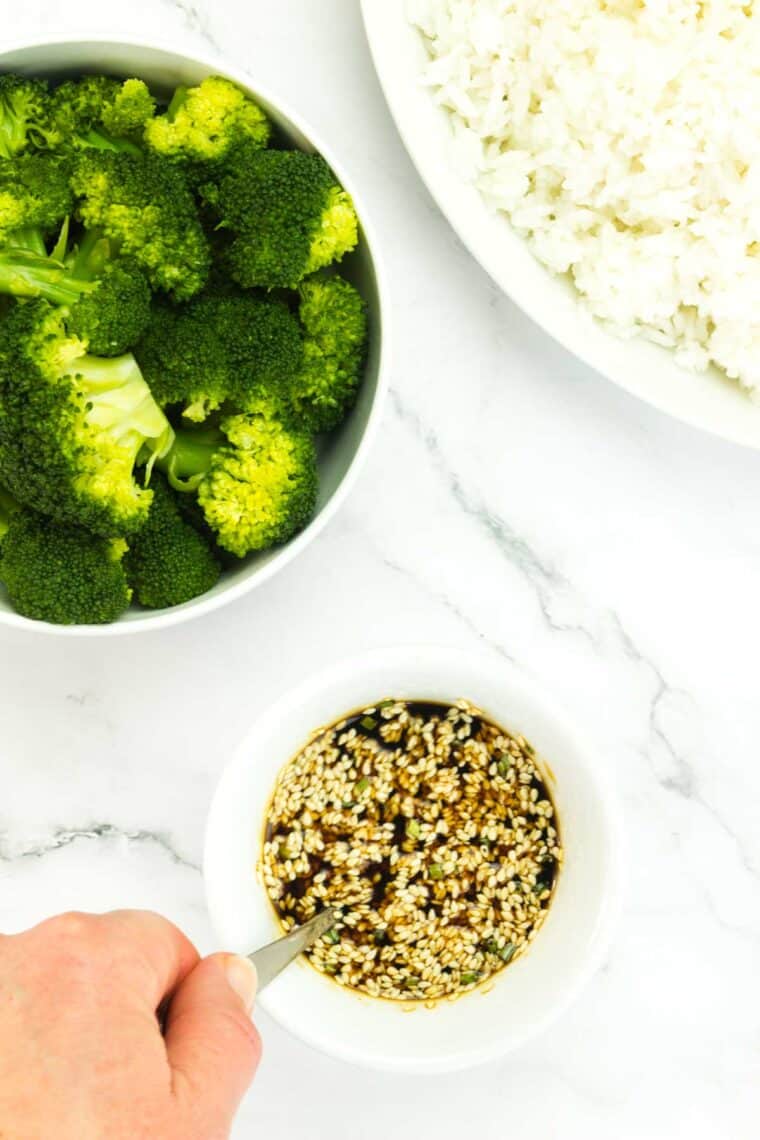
[409,0,760,392]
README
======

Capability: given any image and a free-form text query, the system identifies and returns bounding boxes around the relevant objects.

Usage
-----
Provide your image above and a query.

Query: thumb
[164,952,261,1134]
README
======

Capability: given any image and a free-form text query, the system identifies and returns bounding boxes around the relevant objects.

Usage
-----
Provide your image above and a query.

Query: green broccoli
[0,493,132,625]
[100,78,156,143]
[71,150,210,299]
[123,472,220,608]
[0,300,174,537]
[0,149,152,356]
[0,225,151,355]
[136,290,302,421]
[0,241,90,306]
[201,145,359,289]
[42,76,155,154]
[292,275,368,431]
[64,231,152,355]
[159,399,318,557]
[0,75,55,158]
[145,75,270,166]
[0,152,72,247]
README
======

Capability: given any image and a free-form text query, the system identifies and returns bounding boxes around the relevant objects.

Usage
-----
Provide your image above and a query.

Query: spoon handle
[248,907,337,992]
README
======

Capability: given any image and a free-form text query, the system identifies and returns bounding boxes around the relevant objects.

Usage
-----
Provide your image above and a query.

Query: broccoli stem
[166,87,189,121]
[0,226,117,307]
[9,226,47,256]
[81,127,142,158]
[0,113,25,160]
[0,247,94,306]
[49,217,70,263]
[70,227,112,280]
[157,426,222,491]
[64,352,175,483]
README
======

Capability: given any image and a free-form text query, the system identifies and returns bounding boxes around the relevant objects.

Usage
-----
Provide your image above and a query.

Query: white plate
[361,1,760,449]
[205,646,620,1072]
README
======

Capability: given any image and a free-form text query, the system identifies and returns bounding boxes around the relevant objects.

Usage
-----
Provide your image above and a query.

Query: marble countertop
[0,2,758,1137]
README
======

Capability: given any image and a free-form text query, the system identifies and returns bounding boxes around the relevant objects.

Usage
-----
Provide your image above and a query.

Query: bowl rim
[0,34,390,638]
[360,1,760,451]
[204,644,623,1072]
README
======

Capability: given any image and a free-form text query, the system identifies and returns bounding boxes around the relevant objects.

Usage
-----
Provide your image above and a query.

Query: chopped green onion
[496,755,512,778]
[461,971,481,985]
[360,716,377,731]
[406,819,421,840]
[323,928,340,945]
[377,699,395,710]
[403,976,419,989]
[499,942,516,964]
[355,777,370,794]
[429,863,444,880]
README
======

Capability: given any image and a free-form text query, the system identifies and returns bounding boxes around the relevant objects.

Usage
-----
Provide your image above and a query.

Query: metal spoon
[248,908,337,992]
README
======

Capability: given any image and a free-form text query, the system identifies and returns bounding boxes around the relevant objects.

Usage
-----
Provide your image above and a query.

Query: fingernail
[225,955,257,1013]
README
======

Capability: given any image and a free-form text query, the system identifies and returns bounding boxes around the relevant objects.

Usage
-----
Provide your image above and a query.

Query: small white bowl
[204,646,620,1073]
[0,37,389,636]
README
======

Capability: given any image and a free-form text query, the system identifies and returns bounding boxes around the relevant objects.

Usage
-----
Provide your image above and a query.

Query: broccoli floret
[292,275,368,431]
[145,76,270,166]
[201,145,359,289]
[0,225,152,355]
[136,290,302,421]
[123,472,220,608]
[0,496,131,625]
[0,152,72,246]
[71,150,210,299]
[159,400,318,557]
[0,300,174,537]
[0,75,54,158]
[100,78,156,143]
[43,76,154,154]
[64,229,152,355]
[65,258,151,356]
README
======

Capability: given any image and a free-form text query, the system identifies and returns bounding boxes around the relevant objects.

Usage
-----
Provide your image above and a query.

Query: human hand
[0,910,261,1140]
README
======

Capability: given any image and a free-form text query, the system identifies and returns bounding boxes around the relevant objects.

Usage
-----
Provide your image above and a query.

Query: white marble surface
[0,2,758,1137]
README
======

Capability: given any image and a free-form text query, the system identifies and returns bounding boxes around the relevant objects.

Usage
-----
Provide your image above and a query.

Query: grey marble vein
[389,389,598,645]
[694,874,760,945]
[379,551,517,665]
[159,0,220,51]
[610,613,759,879]
[0,824,200,874]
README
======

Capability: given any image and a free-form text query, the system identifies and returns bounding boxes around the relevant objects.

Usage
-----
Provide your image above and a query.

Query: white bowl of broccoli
[0,37,388,635]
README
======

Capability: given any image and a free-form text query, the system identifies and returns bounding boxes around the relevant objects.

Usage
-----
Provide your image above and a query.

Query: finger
[96,910,200,1008]
[164,953,261,1133]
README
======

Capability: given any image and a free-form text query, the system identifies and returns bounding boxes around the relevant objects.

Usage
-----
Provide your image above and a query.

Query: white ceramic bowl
[0,37,389,636]
[205,646,620,1073]
[361,2,760,449]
